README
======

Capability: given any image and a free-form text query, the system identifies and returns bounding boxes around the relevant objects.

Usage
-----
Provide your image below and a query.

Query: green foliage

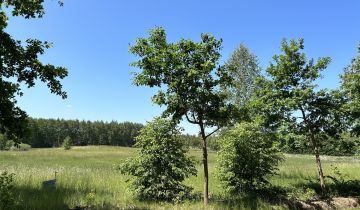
[207,136,221,151]
[130,27,237,203]
[10,143,31,151]
[255,38,346,190]
[325,165,360,197]
[0,171,15,210]
[222,43,261,109]
[119,118,197,201]
[0,134,11,150]
[130,27,236,127]
[276,129,359,156]
[341,43,360,136]
[321,134,359,156]
[180,134,201,149]
[62,136,72,150]
[287,186,316,200]
[217,122,283,194]
[22,118,143,148]
[1,134,32,151]
[0,0,67,141]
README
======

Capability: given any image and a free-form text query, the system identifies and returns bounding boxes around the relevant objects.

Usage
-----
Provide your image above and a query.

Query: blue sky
[6,0,360,134]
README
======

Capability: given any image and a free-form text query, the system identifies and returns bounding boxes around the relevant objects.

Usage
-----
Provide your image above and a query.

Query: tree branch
[185,113,198,124]
[205,126,221,139]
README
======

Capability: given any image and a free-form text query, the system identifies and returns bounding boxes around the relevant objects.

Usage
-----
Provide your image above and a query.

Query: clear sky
[6,0,360,134]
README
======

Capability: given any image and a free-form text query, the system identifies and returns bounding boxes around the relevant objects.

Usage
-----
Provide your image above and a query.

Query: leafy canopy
[256,39,344,142]
[0,0,67,140]
[130,27,236,127]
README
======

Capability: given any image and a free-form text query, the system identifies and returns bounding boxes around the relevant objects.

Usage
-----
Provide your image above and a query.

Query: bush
[119,118,197,201]
[217,122,283,194]
[0,172,16,210]
[62,136,72,150]
[9,143,31,151]
[0,134,14,151]
[0,134,7,150]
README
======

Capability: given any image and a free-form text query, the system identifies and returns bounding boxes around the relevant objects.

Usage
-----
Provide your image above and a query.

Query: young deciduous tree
[120,118,196,201]
[0,0,67,141]
[130,27,236,204]
[258,39,344,192]
[62,136,72,150]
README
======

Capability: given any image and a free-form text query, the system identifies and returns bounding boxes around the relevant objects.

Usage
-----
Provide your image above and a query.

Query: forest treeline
[14,118,359,155]
[22,118,144,148]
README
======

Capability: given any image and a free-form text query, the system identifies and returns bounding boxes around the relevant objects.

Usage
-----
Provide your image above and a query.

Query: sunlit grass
[0,146,359,209]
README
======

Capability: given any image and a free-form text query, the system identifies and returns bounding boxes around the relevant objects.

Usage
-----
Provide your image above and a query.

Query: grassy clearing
[0,146,360,209]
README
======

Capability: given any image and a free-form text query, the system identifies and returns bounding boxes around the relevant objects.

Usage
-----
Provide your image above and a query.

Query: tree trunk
[314,146,326,192]
[300,107,326,193]
[310,132,326,193]
[200,123,209,205]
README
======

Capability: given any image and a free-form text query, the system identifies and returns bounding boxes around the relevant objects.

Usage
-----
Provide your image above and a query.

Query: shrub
[9,143,31,151]
[62,136,72,150]
[217,122,283,194]
[0,134,7,150]
[0,134,13,151]
[0,172,16,210]
[119,118,197,201]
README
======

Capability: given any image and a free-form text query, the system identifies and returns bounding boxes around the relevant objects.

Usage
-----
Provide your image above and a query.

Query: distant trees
[130,27,237,204]
[0,0,67,141]
[22,118,143,148]
[120,118,196,201]
[222,44,261,108]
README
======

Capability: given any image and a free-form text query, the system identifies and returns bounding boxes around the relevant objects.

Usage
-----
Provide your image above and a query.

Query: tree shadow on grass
[13,185,69,210]
[296,177,360,198]
[210,186,288,210]
[12,185,150,210]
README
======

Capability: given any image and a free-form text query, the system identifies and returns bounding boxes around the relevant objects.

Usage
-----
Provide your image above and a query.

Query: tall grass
[0,146,359,209]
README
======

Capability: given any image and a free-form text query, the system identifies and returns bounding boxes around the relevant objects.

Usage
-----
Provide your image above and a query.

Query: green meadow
[1,146,360,210]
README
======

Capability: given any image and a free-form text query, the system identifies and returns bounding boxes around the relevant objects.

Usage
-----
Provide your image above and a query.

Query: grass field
[1,146,360,210]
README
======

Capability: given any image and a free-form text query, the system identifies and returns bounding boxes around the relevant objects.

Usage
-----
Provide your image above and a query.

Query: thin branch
[185,113,197,124]
[205,127,221,139]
